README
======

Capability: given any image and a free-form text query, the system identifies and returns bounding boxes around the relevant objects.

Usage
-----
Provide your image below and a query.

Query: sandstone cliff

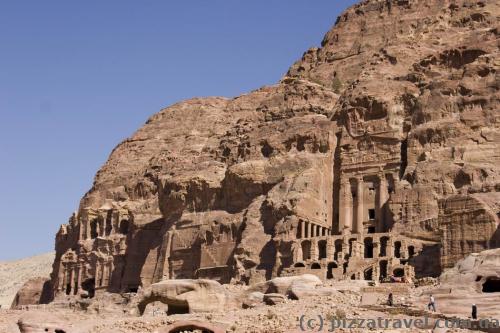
[50,0,499,301]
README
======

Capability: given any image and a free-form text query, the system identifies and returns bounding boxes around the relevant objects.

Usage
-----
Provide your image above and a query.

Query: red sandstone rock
[44,0,499,305]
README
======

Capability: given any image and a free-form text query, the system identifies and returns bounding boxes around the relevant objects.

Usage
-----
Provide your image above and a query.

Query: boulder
[11,277,52,309]
[17,313,70,333]
[248,274,322,298]
[133,279,235,315]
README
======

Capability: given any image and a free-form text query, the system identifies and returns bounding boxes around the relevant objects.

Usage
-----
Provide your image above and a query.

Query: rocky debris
[156,320,226,333]
[262,293,287,306]
[17,312,70,333]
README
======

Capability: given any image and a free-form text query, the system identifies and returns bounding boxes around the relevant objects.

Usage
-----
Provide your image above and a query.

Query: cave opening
[482,277,500,293]
[167,301,190,315]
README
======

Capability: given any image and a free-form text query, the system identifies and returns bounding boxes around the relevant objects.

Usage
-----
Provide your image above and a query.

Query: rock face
[48,0,499,303]
[10,277,52,309]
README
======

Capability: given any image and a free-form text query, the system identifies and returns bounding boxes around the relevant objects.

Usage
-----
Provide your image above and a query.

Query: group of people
[387,293,478,320]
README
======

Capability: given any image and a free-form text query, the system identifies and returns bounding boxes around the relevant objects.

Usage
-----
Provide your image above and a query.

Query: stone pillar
[376,173,388,232]
[311,224,316,237]
[339,176,353,234]
[308,222,313,239]
[387,239,394,260]
[75,265,82,294]
[355,176,364,234]
[69,267,75,293]
[373,241,380,259]
[86,220,91,239]
[317,225,321,237]
[310,239,318,260]
[95,262,101,287]
[401,240,408,259]
[301,221,306,239]
[326,238,334,260]
[373,264,380,282]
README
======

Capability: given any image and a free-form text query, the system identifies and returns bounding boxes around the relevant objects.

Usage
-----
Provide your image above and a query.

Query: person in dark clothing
[388,293,393,306]
[472,304,477,319]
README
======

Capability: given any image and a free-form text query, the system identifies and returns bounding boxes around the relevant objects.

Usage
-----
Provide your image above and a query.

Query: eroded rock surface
[46,0,499,305]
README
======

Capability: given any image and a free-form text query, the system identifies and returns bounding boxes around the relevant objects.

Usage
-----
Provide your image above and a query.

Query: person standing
[428,294,436,312]
[472,304,477,319]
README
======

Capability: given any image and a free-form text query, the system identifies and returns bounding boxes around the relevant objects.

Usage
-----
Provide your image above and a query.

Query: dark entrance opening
[367,226,375,234]
[81,278,96,298]
[380,237,389,257]
[65,283,72,295]
[167,301,190,315]
[408,246,415,258]
[394,241,401,258]
[90,219,98,239]
[482,278,500,293]
[294,262,305,268]
[364,238,374,258]
[327,262,337,279]
[368,209,375,220]
[334,240,342,260]
[311,262,321,269]
[393,268,404,278]
[302,241,311,261]
[318,240,327,260]
[119,220,129,235]
[379,260,388,280]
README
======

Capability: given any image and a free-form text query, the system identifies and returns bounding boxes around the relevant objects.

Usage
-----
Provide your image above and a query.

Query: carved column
[307,222,313,239]
[339,176,353,234]
[376,173,388,232]
[355,176,364,234]
[86,219,91,239]
[301,221,305,239]
[95,261,101,287]
[310,239,318,260]
[373,241,380,259]
[326,238,334,260]
[316,225,321,237]
[75,265,82,294]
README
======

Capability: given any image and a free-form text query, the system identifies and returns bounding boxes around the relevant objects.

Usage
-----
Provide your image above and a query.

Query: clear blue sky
[0,1,357,260]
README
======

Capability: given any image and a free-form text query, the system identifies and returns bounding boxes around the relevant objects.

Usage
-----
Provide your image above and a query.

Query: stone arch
[138,297,190,316]
[364,237,374,258]
[318,240,327,260]
[364,267,373,280]
[294,262,306,268]
[393,268,404,278]
[394,241,402,258]
[301,240,311,261]
[327,262,337,279]
[311,262,321,270]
